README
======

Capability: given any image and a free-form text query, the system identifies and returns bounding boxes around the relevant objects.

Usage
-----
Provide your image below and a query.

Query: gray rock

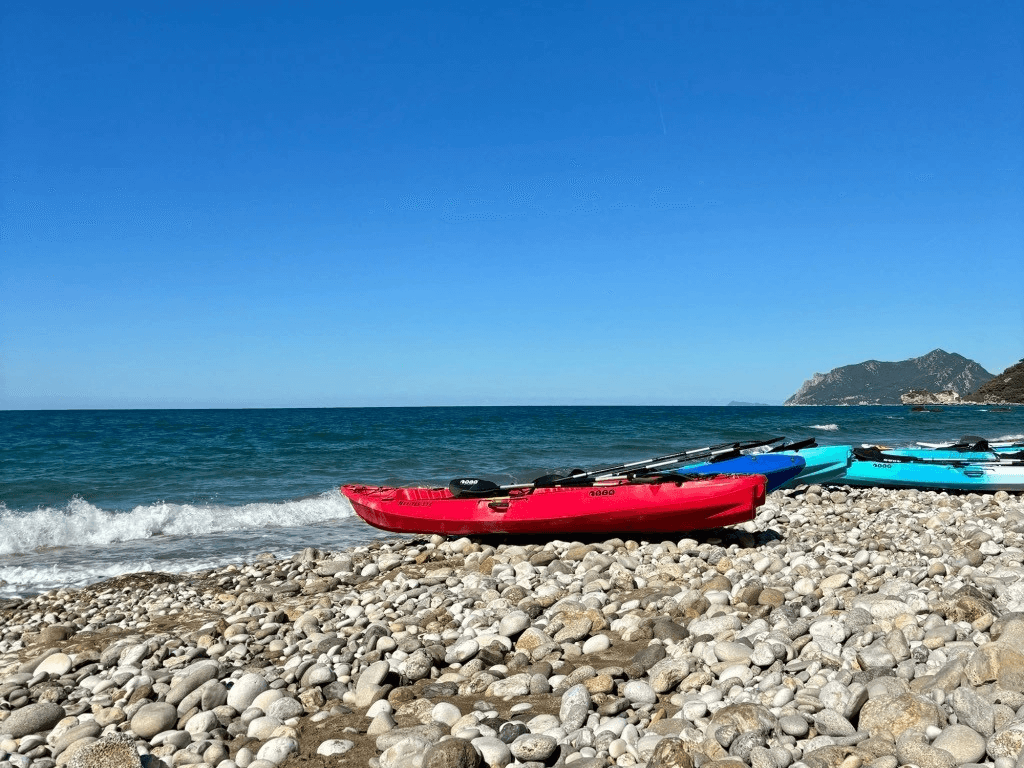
[932,724,987,764]
[648,659,691,694]
[227,673,269,712]
[626,645,666,677]
[445,639,479,665]
[948,686,996,736]
[470,736,511,768]
[423,738,481,768]
[165,661,220,706]
[509,733,557,761]
[184,709,218,735]
[316,739,355,756]
[622,680,657,707]
[652,619,689,643]
[895,732,956,768]
[357,660,390,691]
[498,611,531,638]
[379,735,435,768]
[52,721,103,757]
[35,652,73,677]
[498,721,529,744]
[813,708,857,737]
[859,692,942,739]
[403,650,434,682]
[0,702,65,738]
[688,615,741,637]
[487,674,532,698]
[266,697,304,721]
[376,725,447,752]
[130,702,178,739]
[820,680,868,721]
[300,663,335,688]
[714,641,754,663]
[256,736,299,764]
[247,715,284,739]
[582,634,611,654]
[857,641,898,670]
[778,715,809,738]
[201,681,229,711]
[559,685,592,732]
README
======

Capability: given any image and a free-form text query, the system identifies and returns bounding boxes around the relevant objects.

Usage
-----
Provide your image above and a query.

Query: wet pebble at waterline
[1,485,1024,768]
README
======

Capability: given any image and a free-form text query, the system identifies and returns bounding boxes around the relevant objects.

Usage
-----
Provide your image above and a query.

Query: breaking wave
[0,490,355,557]
[808,424,840,431]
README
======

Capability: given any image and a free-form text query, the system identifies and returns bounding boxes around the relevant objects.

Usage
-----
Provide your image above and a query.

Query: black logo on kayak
[589,489,616,497]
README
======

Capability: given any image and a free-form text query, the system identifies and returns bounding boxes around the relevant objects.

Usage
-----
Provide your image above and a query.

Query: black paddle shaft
[448,436,784,498]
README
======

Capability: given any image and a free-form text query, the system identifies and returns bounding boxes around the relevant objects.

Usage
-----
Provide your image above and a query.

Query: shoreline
[2,484,1024,768]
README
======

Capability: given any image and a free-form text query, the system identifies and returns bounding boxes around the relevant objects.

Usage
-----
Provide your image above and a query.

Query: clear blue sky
[3,1,1022,408]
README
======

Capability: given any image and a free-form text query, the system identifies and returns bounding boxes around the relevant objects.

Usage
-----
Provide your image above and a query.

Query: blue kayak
[775,445,852,488]
[843,448,1024,492]
[673,453,806,492]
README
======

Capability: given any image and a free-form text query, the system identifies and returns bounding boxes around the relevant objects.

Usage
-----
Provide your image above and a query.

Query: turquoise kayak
[881,447,1024,462]
[843,448,1024,492]
[775,445,852,488]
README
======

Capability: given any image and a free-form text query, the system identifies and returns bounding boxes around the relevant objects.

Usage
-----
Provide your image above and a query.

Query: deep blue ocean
[2,406,1021,598]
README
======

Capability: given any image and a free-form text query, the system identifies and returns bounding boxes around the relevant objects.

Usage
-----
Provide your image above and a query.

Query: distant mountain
[966,359,1024,404]
[785,350,994,406]
[727,401,772,407]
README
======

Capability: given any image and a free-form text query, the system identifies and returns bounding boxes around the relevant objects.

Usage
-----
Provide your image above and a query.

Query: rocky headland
[966,360,1024,406]
[785,351,993,406]
[3,485,1024,768]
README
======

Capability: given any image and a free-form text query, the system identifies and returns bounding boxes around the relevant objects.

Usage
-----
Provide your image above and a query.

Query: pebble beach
[2,483,1024,768]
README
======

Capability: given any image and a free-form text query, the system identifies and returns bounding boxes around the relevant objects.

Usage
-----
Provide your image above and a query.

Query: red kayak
[341,474,766,536]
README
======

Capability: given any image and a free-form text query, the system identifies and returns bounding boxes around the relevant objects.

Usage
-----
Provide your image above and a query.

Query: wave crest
[0,490,354,556]
[808,424,839,431]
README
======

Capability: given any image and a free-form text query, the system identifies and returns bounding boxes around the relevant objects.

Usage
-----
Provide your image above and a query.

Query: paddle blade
[448,478,503,498]
[769,437,817,453]
[532,474,564,488]
[532,470,592,488]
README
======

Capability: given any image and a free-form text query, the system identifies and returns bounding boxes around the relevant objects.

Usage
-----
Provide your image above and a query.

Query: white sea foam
[0,489,355,557]
[995,434,1024,443]
[808,424,839,431]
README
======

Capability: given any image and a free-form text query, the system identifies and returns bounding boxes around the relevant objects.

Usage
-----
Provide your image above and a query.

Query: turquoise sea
[1,406,1021,598]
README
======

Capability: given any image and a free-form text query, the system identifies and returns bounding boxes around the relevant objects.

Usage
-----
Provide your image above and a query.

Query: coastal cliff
[966,358,1024,404]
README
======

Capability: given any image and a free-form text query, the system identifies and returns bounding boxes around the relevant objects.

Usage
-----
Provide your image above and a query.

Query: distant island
[785,349,995,406]
[727,401,772,407]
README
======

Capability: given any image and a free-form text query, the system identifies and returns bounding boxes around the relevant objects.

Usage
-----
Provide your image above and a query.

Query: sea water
[1,406,1021,598]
